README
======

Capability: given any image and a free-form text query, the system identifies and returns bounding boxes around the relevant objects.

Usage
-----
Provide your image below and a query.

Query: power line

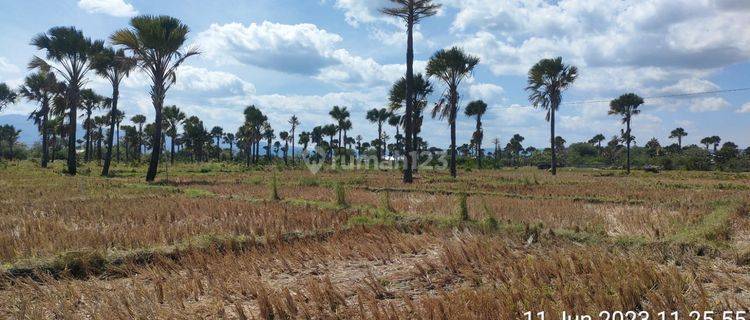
[561,87,750,106]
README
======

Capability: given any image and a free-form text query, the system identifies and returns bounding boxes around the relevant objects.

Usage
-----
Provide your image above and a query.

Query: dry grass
[0,162,748,318]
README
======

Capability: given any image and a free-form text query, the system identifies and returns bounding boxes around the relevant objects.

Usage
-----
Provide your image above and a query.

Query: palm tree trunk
[476,116,482,169]
[41,101,49,168]
[170,135,176,165]
[626,119,631,174]
[102,88,118,176]
[377,123,383,162]
[146,83,165,182]
[403,14,415,183]
[67,87,79,175]
[291,130,295,164]
[550,105,557,175]
[450,118,457,178]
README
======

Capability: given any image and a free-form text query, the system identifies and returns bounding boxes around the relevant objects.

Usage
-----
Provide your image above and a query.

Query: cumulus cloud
[468,83,504,102]
[77,0,138,17]
[738,103,750,113]
[195,21,414,88]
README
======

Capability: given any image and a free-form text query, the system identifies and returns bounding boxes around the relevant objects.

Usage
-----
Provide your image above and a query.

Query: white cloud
[738,102,750,114]
[173,66,255,97]
[686,97,730,113]
[196,21,415,88]
[77,0,138,17]
[468,83,504,102]
[195,22,343,75]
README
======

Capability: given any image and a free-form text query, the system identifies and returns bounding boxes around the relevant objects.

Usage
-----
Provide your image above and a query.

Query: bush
[457,193,469,221]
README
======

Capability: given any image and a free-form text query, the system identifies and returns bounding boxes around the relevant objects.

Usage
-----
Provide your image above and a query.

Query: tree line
[0,1,748,180]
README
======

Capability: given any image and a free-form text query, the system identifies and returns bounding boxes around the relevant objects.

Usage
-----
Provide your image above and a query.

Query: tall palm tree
[426,47,480,178]
[700,137,712,151]
[262,122,274,161]
[94,115,108,161]
[298,131,310,155]
[279,131,290,164]
[288,115,300,163]
[710,136,721,153]
[19,70,61,168]
[223,133,235,161]
[93,46,136,176]
[130,114,146,158]
[112,15,199,182]
[210,126,223,160]
[464,100,487,168]
[589,133,606,155]
[1,125,22,160]
[329,106,350,158]
[526,57,578,175]
[0,83,17,112]
[389,73,433,155]
[388,114,402,155]
[609,93,644,174]
[381,0,440,183]
[243,106,267,164]
[31,27,104,175]
[80,89,103,161]
[163,105,185,164]
[322,124,338,161]
[669,127,688,150]
[112,109,125,162]
[366,108,391,161]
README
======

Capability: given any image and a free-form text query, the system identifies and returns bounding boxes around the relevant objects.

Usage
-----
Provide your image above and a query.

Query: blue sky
[1,0,749,148]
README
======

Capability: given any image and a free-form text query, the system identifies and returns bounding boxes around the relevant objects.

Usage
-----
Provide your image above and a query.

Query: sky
[0,0,749,149]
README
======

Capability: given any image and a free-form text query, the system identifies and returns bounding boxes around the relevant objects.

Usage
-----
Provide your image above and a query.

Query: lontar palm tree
[19,70,61,167]
[243,105,267,164]
[223,133,235,161]
[210,126,223,159]
[526,57,578,175]
[329,106,350,159]
[288,115,300,163]
[609,93,644,174]
[669,127,688,150]
[80,88,103,162]
[700,136,712,151]
[464,100,487,168]
[163,105,185,164]
[0,83,17,112]
[381,0,440,183]
[589,133,606,155]
[112,15,199,182]
[366,108,391,161]
[426,47,480,178]
[93,46,136,176]
[31,27,104,175]
[112,109,125,162]
[389,73,433,155]
[130,114,146,158]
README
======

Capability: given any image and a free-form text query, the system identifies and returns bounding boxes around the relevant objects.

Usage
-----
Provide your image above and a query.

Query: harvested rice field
[1,162,749,319]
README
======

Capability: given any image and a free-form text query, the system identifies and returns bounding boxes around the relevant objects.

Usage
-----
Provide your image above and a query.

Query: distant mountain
[0,114,39,147]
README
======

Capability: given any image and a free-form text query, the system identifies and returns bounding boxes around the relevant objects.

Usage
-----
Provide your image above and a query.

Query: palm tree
[94,115,108,161]
[262,122,274,161]
[80,89,103,161]
[426,47,480,178]
[210,126,223,160]
[112,109,125,162]
[366,108,391,161]
[526,57,578,175]
[112,15,199,181]
[322,124,338,161]
[381,0,440,183]
[279,131,290,164]
[700,137,712,151]
[243,105,267,164]
[223,133,235,161]
[669,127,688,150]
[464,100,487,168]
[19,70,61,168]
[130,114,146,159]
[588,134,606,155]
[288,115,300,163]
[389,73,433,155]
[163,105,185,164]
[329,106,350,158]
[0,83,17,112]
[388,114,403,155]
[710,136,721,153]
[1,125,22,160]
[609,93,644,174]
[31,27,104,175]
[298,131,310,155]
[93,46,136,176]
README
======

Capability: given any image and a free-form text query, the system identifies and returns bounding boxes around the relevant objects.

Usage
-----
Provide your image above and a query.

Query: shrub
[334,182,347,207]
[269,172,280,201]
[379,191,394,213]
[457,193,469,221]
